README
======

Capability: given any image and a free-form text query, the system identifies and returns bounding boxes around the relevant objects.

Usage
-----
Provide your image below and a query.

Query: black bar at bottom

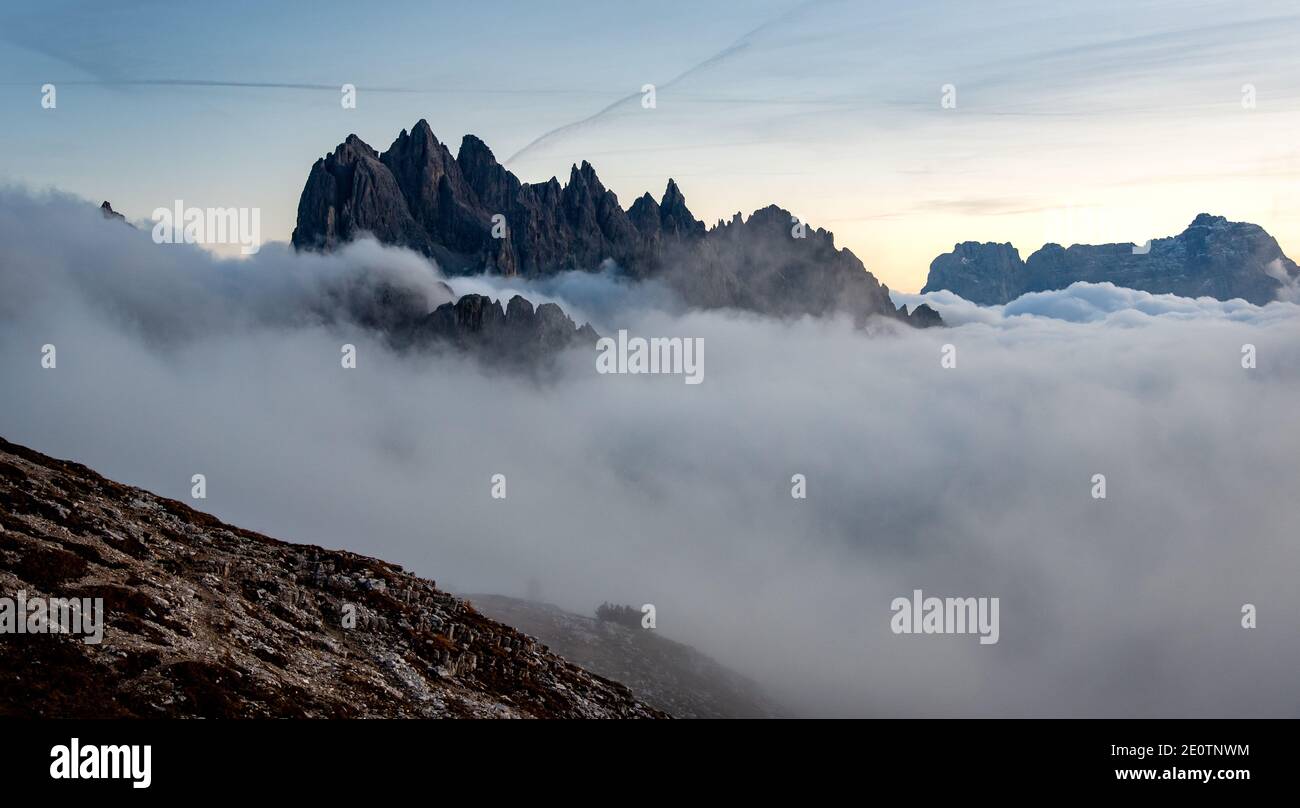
[0,718,1280,794]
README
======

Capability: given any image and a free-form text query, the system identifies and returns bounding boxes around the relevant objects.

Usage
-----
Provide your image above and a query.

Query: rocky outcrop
[293,121,940,328]
[659,203,931,327]
[99,201,128,225]
[922,214,1299,305]
[900,302,943,328]
[922,242,1028,306]
[412,293,599,363]
[0,437,664,718]
[469,595,782,719]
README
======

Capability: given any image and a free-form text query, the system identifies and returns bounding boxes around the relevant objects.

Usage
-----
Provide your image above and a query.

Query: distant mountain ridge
[923,214,1299,306]
[293,120,940,328]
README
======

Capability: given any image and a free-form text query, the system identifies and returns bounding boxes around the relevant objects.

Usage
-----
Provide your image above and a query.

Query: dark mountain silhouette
[0,437,663,718]
[99,200,127,224]
[293,120,940,328]
[412,293,600,363]
[923,214,1299,306]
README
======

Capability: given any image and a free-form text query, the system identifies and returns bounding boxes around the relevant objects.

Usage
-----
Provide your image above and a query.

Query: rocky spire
[627,192,662,236]
[658,178,704,238]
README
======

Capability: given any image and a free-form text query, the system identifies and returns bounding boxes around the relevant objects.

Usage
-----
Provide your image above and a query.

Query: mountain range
[922,214,1299,306]
[292,120,942,329]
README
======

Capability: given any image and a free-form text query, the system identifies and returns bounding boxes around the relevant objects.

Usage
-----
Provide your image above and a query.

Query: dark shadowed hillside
[469,594,783,719]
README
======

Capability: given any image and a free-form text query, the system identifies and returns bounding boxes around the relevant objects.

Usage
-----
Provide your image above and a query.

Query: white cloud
[894,281,1300,326]
[4,190,1300,717]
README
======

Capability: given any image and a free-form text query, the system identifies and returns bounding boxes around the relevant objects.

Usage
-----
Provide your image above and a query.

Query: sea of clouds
[2,188,1298,717]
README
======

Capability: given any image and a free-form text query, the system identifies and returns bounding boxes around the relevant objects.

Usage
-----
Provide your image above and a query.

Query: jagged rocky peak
[902,303,943,328]
[625,179,705,242]
[292,121,939,327]
[573,160,603,192]
[292,131,434,255]
[327,133,388,177]
[659,178,705,238]
[456,132,493,162]
[627,192,662,236]
[382,121,458,192]
[456,133,518,214]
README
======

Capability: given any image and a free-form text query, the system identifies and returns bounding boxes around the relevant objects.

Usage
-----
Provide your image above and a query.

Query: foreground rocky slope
[470,595,782,719]
[293,120,939,328]
[0,438,663,718]
[923,214,1299,305]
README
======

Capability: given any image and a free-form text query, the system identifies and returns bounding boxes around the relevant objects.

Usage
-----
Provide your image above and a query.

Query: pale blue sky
[3,0,1299,290]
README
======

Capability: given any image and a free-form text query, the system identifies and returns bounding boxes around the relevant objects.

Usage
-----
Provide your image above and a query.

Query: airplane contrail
[0,79,613,97]
[503,0,829,166]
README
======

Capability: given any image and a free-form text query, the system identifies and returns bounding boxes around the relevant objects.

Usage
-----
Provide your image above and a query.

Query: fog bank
[3,189,1298,717]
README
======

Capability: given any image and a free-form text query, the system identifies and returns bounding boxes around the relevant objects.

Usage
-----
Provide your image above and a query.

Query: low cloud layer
[3,189,1299,717]
[894,283,1300,326]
